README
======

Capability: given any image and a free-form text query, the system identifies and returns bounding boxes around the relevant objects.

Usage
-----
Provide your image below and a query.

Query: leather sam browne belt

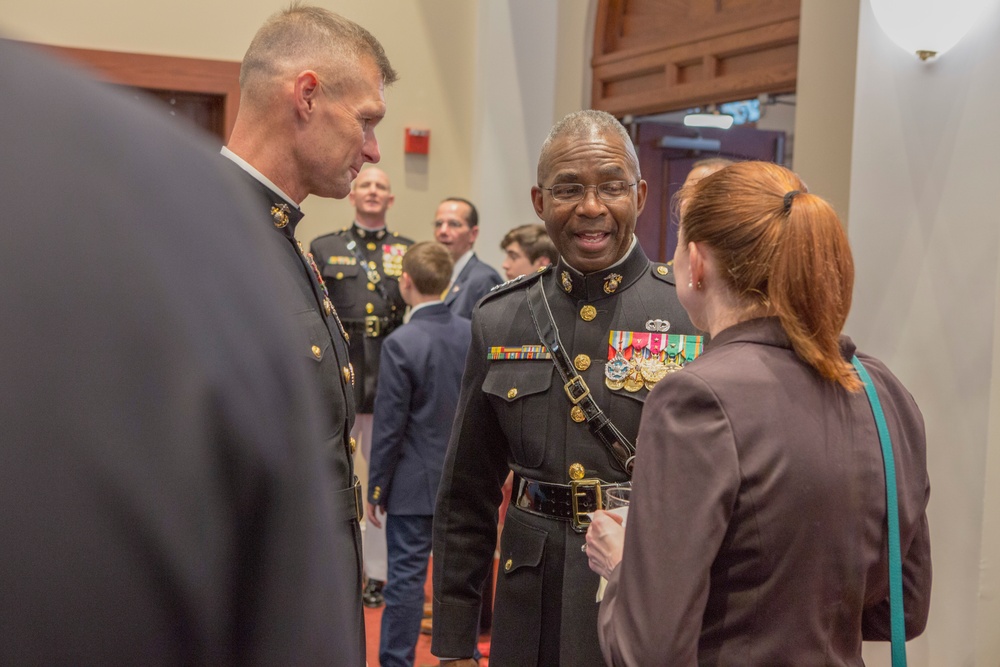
[515,476,629,533]
[525,281,637,475]
[343,316,394,338]
[334,477,364,523]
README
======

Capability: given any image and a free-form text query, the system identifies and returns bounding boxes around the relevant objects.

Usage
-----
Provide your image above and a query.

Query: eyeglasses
[540,181,637,202]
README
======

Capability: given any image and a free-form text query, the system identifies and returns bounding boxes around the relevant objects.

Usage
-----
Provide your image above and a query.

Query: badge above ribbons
[605,331,704,392]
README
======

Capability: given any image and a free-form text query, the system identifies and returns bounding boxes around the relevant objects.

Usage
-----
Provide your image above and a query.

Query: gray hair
[537,109,640,183]
[240,3,397,101]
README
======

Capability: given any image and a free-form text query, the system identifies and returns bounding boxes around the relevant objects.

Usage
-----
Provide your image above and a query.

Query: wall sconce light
[870,0,996,60]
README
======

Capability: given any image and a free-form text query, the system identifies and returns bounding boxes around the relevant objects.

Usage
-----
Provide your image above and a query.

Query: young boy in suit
[366,241,473,667]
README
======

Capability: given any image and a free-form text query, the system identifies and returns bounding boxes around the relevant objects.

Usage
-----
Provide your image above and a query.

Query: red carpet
[363,557,494,666]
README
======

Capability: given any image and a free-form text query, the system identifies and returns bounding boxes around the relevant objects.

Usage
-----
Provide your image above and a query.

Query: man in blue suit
[434,197,502,318]
[366,241,473,667]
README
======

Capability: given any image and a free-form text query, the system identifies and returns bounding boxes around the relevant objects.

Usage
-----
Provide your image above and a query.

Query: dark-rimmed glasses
[540,181,637,202]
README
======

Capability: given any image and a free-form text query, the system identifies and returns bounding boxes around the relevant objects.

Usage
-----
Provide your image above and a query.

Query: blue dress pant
[379,514,433,667]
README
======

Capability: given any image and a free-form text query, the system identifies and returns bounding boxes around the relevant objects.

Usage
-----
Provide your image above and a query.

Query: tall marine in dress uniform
[220,7,397,666]
[309,167,413,607]
[432,110,702,666]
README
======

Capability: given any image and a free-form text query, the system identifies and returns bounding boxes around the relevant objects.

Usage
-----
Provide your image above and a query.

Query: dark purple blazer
[599,317,931,666]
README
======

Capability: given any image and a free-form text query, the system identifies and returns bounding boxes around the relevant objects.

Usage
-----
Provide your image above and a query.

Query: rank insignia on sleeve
[605,331,703,392]
[487,345,552,360]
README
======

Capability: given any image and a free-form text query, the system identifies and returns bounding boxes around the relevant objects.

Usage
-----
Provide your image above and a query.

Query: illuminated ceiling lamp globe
[869,0,996,60]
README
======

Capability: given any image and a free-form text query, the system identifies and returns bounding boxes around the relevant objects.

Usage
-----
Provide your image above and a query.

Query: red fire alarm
[405,127,430,155]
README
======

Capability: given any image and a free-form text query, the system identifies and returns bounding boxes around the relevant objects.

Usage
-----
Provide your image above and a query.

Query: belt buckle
[364,315,381,338]
[353,478,364,523]
[563,375,591,405]
[570,478,603,533]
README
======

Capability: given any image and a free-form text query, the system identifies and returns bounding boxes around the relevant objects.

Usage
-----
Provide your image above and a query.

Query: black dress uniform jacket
[310,226,414,412]
[432,242,698,666]
[224,165,366,665]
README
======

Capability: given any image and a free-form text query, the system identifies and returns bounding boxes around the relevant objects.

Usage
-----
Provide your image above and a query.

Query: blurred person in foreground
[221,5,397,664]
[585,161,932,666]
[0,38,359,665]
[500,223,558,280]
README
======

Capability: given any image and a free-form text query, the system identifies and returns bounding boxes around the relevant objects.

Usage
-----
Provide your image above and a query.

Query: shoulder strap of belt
[345,238,391,304]
[525,280,636,476]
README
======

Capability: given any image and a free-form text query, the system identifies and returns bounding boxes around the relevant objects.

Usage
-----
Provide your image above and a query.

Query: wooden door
[634,122,786,263]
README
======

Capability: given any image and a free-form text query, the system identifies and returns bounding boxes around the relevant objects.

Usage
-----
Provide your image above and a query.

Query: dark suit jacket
[433,244,699,666]
[444,253,502,319]
[599,317,932,666]
[0,39,361,666]
[368,303,472,515]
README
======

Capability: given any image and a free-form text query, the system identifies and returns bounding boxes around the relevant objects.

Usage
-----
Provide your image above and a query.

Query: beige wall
[841,1,1000,664]
[793,0,859,224]
[2,0,477,249]
[2,0,594,270]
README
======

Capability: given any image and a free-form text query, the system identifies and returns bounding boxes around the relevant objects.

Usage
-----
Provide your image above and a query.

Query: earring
[687,281,693,288]
[697,281,703,289]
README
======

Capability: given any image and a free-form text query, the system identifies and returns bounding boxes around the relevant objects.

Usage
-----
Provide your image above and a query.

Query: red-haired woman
[585,161,931,666]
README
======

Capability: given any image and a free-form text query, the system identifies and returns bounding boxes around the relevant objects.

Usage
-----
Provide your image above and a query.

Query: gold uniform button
[574,354,591,371]
[504,558,513,572]
[367,282,376,291]
[366,302,375,314]
[342,366,352,384]
[507,387,518,399]
[336,272,344,280]
[367,242,377,251]
[657,265,669,276]
[349,437,357,454]
[580,305,597,321]
[372,485,381,500]
[570,406,586,423]
[569,463,586,480]
[311,345,322,359]
[369,260,377,269]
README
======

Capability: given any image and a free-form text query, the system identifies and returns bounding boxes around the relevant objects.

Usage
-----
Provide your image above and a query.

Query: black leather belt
[343,316,394,338]
[515,476,628,533]
[334,477,364,523]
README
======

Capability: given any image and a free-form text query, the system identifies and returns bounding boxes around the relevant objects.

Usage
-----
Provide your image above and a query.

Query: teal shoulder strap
[851,355,907,667]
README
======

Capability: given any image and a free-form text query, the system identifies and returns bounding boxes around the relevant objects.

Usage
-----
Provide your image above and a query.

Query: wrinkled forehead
[538,129,639,183]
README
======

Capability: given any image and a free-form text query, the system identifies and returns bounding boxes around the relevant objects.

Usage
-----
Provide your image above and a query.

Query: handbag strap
[852,355,907,667]
[525,280,636,475]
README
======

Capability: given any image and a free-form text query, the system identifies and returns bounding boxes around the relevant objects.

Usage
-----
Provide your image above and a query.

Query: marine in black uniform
[432,110,703,666]
[222,7,397,666]
[309,168,414,414]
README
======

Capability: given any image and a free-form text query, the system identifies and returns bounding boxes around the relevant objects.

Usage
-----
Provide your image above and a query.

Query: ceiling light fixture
[683,112,734,130]
[869,0,995,60]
